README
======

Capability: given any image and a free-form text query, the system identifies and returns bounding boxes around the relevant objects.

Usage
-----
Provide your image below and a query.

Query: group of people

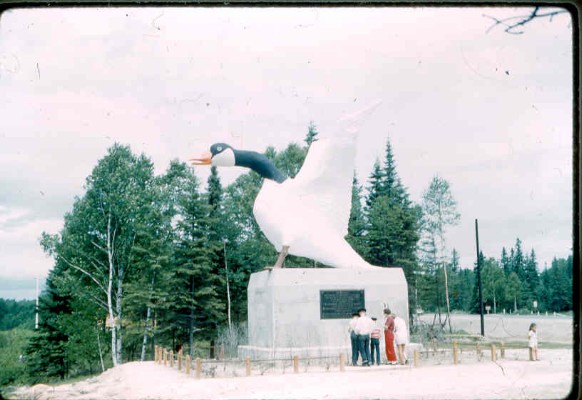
[348,308,408,366]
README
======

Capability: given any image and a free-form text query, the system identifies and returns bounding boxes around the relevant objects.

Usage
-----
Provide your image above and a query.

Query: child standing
[528,323,538,361]
[370,317,381,366]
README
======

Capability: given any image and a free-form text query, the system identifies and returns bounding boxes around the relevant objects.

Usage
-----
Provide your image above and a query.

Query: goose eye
[217,146,223,152]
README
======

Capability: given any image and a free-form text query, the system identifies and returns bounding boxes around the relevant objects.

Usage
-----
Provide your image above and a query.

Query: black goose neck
[234,150,287,183]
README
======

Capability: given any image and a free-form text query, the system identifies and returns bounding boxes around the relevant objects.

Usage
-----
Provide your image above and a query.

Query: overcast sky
[0,6,572,300]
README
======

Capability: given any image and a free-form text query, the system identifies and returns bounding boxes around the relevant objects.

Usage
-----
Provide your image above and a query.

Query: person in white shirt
[528,323,538,361]
[355,308,374,366]
[393,313,409,365]
[348,313,360,366]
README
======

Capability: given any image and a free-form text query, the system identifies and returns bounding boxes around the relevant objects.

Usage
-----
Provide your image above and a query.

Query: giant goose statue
[192,101,381,269]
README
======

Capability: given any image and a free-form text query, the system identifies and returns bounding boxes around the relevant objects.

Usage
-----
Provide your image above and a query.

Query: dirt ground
[9,314,575,399]
[10,348,574,400]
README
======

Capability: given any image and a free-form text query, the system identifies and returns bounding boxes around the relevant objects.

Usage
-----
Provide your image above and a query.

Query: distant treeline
[5,123,571,385]
[0,299,35,330]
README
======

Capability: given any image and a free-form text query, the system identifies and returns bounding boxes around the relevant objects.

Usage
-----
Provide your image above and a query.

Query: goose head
[191,143,287,183]
[191,143,236,167]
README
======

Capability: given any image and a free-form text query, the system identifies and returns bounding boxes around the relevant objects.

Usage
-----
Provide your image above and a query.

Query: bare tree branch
[58,255,108,295]
[484,7,568,34]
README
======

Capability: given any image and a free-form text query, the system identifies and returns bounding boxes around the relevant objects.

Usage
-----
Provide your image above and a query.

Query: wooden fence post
[163,349,167,366]
[476,343,481,361]
[245,357,251,377]
[500,342,505,359]
[413,350,419,367]
[154,345,158,363]
[178,349,182,371]
[293,355,299,373]
[185,355,191,375]
[195,357,201,379]
[453,341,459,365]
[339,353,345,372]
[169,350,174,368]
[491,344,497,362]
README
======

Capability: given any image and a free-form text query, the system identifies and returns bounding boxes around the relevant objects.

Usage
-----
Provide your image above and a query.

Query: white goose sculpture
[192,101,381,269]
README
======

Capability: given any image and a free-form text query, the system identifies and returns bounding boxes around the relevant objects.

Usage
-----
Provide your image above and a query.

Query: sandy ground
[10,348,574,400]
[418,313,573,343]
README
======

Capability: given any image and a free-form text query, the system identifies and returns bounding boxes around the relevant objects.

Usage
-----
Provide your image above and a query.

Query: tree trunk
[140,273,156,361]
[106,214,119,367]
[189,276,196,358]
[96,323,105,372]
[224,244,232,333]
[115,277,123,365]
[443,261,452,333]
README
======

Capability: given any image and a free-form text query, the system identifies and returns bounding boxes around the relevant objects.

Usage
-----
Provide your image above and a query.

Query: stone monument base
[239,267,414,361]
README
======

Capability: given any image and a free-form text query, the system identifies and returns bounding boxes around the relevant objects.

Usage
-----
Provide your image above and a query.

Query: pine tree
[512,239,526,280]
[304,121,319,147]
[207,166,223,218]
[500,247,511,275]
[365,160,385,209]
[25,270,73,381]
[346,173,368,257]
[380,139,408,206]
[523,249,540,308]
[170,169,224,357]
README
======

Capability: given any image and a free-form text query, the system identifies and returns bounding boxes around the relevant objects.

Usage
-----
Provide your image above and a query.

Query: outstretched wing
[291,101,383,237]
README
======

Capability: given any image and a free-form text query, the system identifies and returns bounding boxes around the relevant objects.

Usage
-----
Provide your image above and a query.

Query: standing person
[355,308,374,366]
[528,323,538,361]
[348,312,360,366]
[383,308,398,365]
[393,313,409,365]
[370,317,381,366]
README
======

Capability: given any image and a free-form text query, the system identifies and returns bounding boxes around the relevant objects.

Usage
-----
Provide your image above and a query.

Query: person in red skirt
[383,308,398,365]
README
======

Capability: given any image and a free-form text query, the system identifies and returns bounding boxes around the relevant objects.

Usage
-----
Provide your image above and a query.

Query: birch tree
[420,175,460,332]
[40,144,157,366]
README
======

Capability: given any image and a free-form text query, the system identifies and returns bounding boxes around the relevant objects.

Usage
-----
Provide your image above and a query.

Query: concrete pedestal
[238,267,410,360]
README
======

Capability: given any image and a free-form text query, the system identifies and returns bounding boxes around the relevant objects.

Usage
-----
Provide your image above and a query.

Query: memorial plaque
[320,290,365,319]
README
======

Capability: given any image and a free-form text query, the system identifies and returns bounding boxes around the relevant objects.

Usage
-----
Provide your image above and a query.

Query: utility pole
[475,219,485,336]
[35,277,39,329]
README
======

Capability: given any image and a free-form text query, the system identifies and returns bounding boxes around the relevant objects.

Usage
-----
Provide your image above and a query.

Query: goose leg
[273,245,289,268]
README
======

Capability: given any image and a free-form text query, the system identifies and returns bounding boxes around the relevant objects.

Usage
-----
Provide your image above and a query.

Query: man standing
[348,312,360,366]
[370,317,381,366]
[355,308,374,366]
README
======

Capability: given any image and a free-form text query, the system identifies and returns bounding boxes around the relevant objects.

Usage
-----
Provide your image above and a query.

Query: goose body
[192,101,381,269]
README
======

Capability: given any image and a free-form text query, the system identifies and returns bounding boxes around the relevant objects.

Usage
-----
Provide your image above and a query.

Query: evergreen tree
[207,166,223,217]
[500,247,511,275]
[346,173,368,257]
[304,121,319,147]
[25,271,73,381]
[512,238,526,281]
[380,139,408,206]
[471,251,486,313]
[365,160,385,209]
[170,168,224,357]
[523,249,540,307]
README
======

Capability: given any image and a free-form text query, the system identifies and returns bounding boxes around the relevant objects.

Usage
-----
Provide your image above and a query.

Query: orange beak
[190,151,212,166]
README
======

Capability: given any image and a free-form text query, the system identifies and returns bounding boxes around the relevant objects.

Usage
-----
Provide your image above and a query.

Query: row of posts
[153,342,504,377]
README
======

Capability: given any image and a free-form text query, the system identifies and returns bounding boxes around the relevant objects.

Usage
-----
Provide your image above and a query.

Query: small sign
[320,290,365,319]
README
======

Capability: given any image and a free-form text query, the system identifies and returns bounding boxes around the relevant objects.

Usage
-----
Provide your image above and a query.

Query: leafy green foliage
[0,328,33,386]
[0,299,35,331]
